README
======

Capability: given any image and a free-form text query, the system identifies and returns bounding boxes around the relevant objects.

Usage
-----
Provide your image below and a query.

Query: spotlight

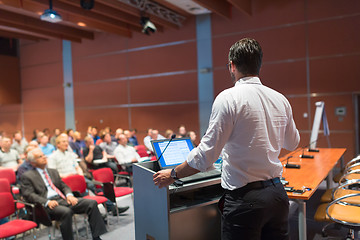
[140,17,156,35]
[80,0,94,10]
[40,0,62,23]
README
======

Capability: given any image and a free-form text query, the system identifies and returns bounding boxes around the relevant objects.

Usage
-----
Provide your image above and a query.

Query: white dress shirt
[114,144,141,165]
[187,77,300,190]
[47,150,79,176]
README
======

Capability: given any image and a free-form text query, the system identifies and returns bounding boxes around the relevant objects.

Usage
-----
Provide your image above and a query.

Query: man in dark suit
[20,148,107,240]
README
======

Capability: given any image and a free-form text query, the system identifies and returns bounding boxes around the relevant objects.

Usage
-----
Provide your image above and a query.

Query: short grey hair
[27,149,39,163]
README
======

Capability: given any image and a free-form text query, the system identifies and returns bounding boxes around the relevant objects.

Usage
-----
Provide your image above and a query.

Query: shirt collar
[235,76,262,86]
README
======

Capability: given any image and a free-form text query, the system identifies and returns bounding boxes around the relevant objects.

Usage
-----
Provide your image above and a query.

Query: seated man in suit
[20,148,107,240]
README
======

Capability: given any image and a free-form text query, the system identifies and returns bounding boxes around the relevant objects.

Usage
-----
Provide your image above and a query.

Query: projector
[40,9,62,23]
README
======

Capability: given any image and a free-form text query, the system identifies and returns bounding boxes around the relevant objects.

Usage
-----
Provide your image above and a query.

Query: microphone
[284,156,301,169]
[156,134,176,162]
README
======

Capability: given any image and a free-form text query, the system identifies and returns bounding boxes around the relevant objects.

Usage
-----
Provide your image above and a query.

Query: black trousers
[221,179,289,240]
[47,197,107,240]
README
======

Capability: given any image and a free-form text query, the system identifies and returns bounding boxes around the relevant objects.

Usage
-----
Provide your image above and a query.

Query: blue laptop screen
[151,138,194,168]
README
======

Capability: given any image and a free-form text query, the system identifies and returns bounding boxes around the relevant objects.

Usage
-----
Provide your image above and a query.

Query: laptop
[151,137,221,184]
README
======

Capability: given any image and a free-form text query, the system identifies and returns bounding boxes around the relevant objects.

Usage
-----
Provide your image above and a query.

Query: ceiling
[0,0,251,43]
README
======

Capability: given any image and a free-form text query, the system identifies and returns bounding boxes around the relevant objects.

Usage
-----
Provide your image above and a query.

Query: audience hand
[48,200,59,209]
[67,195,78,206]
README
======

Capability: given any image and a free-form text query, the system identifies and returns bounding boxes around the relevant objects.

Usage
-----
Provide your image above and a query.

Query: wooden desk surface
[281,148,346,200]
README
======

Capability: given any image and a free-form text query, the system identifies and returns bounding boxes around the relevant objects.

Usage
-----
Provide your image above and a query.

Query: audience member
[11,131,28,159]
[114,128,124,142]
[36,131,45,143]
[164,129,174,139]
[90,127,100,144]
[50,128,61,146]
[28,140,39,148]
[39,135,55,156]
[0,137,22,171]
[69,131,85,158]
[43,128,51,137]
[16,145,37,182]
[99,133,117,157]
[83,136,118,174]
[31,129,39,141]
[20,148,107,240]
[67,129,74,142]
[144,129,165,151]
[114,134,140,172]
[48,136,83,179]
[178,125,187,138]
[128,128,139,146]
[187,131,198,147]
[143,128,153,150]
[95,129,106,145]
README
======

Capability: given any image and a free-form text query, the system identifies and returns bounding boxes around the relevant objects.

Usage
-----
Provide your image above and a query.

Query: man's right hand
[89,145,95,151]
[48,200,59,209]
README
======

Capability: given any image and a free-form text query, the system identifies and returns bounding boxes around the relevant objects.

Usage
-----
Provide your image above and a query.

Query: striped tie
[43,170,66,199]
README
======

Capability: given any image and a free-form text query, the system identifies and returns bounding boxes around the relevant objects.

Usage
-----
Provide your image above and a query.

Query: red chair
[0,192,37,239]
[0,168,20,195]
[0,178,25,211]
[91,168,133,217]
[134,145,150,158]
[62,175,108,205]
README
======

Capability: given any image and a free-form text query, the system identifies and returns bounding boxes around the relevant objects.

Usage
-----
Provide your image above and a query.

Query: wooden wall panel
[129,73,198,103]
[74,81,128,107]
[22,87,64,112]
[74,108,129,135]
[130,103,199,145]
[20,41,62,68]
[0,55,21,104]
[21,63,63,90]
[73,54,128,83]
[23,110,65,141]
[307,0,360,20]
[310,55,360,93]
[308,15,360,57]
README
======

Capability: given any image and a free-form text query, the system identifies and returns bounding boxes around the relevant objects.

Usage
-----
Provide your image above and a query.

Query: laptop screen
[151,137,194,169]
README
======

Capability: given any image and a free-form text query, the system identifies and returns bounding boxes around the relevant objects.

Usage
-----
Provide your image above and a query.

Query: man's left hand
[66,195,78,206]
[153,169,175,188]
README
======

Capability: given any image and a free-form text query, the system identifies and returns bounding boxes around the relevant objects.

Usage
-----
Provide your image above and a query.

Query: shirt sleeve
[187,92,235,172]
[283,104,300,151]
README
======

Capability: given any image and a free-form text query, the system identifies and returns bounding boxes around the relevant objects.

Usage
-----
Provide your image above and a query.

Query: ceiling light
[77,22,87,27]
[40,0,62,23]
[140,17,156,35]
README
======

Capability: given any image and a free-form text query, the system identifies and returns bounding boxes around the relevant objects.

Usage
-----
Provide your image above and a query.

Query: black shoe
[111,206,129,216]
[93,237,102,240]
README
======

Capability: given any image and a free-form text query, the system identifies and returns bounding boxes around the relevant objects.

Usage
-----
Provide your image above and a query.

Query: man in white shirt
[0,137,22,171]
[143,129,165,151]
[114,134,140,172]
[153,38,300,240]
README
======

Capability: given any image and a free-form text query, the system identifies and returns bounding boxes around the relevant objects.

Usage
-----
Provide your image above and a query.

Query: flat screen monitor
[151,137,194,169]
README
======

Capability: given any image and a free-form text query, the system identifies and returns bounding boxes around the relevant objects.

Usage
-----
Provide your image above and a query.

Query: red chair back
[92,168,114,183]
[0,179,11,193]
[0,192,15,218]
[0,168,16,184]
[134,145,149,157]
[62,175,87,194]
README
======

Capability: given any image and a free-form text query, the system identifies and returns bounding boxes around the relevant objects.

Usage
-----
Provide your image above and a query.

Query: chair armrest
[345,155,360,171]
[326,192,360,227]
[333,179,360,200]
[339,169,360,183]
[20,201,52,227]
[91,179,104,187]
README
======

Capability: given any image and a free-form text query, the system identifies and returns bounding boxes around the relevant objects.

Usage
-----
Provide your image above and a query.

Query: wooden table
[280,148,347,240]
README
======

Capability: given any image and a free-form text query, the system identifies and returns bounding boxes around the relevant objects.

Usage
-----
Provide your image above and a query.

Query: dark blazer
[20,168,72,205]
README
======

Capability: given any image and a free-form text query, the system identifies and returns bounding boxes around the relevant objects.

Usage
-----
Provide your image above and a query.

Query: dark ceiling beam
[152,0,191,17]
[0,19,82,42]
[194,0,232,19]
[227,0,251,15]
[0,8,94,40]
[29,0,140,34]
[0,29,47,41]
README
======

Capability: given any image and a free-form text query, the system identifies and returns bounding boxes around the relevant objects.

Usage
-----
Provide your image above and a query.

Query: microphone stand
[284,156,301,169]
[156,134,176,162]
